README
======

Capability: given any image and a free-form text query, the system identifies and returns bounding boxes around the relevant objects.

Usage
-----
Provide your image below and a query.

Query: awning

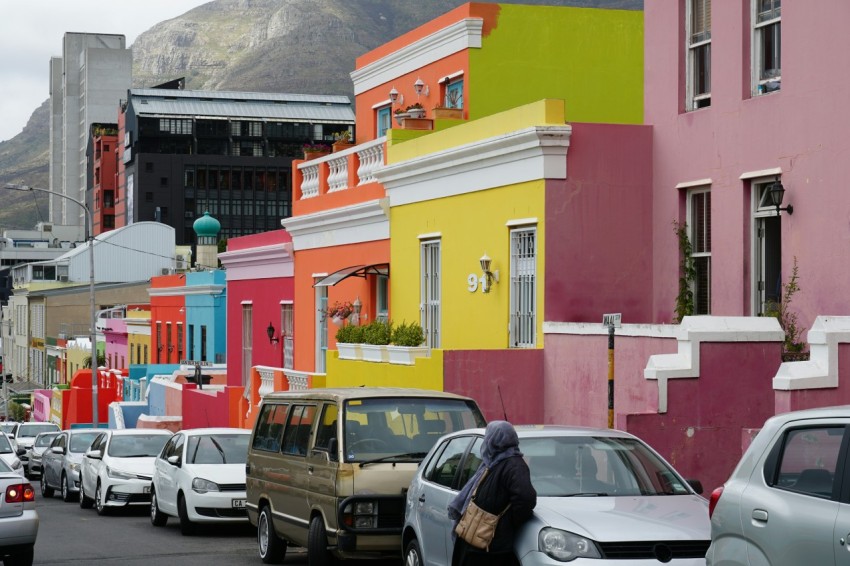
[313,264,389,287]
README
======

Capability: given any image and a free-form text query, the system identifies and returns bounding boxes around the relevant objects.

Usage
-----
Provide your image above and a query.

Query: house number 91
[467,273,485,292]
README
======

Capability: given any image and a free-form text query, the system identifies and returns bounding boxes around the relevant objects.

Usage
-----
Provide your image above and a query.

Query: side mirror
[50,446,65,455]
[167,455,181,467]
[16,448,26,457]
[85,449,102,460]
[686,478,704,495]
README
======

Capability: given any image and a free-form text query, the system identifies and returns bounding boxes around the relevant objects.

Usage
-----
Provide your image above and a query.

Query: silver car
[404,425,710,565]
[0,456,38,565]
[40,429,100,503]
[707,406,850,566]
[24,432,59,479]
[11,422,60,476]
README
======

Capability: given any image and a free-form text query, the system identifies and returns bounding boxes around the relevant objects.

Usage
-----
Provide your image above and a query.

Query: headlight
[106,466,135,480]
[69,463,80,472]
[10,459,21,470]
[538,527,602,562]
[192,478,220,494]
[342,500,378,528]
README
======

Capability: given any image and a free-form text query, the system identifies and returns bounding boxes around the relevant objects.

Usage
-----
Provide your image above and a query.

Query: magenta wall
[443,349,543,424]
[775,345,850,414]
[104,320,128,370]
[182,385,228,429]
[646,3,850,327]
[546,122,653,323]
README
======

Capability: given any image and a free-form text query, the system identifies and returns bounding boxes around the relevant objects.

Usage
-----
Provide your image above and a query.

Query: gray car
[41,429,101,503]
[707,406,850,566]
[25,432,59,479]
[404,425,710,565]
[11,422,60,476]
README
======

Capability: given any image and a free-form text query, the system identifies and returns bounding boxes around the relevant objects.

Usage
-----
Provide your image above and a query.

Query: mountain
[0,0,641,230]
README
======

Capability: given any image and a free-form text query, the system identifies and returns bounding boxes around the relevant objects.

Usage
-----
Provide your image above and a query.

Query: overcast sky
[0,0,211,142]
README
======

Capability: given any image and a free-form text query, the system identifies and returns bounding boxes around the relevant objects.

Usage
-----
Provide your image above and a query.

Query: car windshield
[519,436,692,497]
[343,398,485,463]
[108,434,170,458]
[186,434,249,465]
[0,424,15,435]
[35,433,59,448]
[17,424,59,438]
[70,432,100,453]
[0,435,12,454]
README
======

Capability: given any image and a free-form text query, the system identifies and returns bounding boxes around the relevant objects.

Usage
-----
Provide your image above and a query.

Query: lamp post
[3,183,99,427]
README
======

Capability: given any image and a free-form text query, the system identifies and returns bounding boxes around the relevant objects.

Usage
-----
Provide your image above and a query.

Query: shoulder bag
[454,468,511,551]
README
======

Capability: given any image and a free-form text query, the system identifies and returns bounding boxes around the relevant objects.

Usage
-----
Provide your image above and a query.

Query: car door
[43,433,65,488]
[739,420,846,566]
[416,435,480,566]
[277,403,317,542]
[82,433,107,496]
[307,403,339,532]
[159,433,184,515]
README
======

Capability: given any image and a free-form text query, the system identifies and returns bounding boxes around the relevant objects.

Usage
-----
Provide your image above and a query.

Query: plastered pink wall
[543,333,676,428]
[546,122,653,323]
[443,349,543,423]
[646,2,850,327]
[182,385,234,429]
[775,344,850,414]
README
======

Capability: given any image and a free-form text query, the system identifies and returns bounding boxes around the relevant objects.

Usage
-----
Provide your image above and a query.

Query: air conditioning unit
[58,275,68,282]
[160,268,170,275]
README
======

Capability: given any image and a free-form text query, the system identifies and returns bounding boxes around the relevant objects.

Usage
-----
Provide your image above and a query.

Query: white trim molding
[740,167,782,180]
[506,217,539,227]
[148,284,225,297]
[438,71,465,83]
[351,18,483,95]
[544,321,678,339]
[282,199,389,251]
[219,242,294,280]
[417,232,442,240]
[774,316,850,390]
[675,178,712,189]
[644,316,784,413]
[376,126,572,207]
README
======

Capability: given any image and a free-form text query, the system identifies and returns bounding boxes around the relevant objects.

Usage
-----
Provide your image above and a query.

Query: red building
[89,123,118,235]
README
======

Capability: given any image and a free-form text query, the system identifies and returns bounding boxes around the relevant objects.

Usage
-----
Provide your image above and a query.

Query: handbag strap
[470,467,511,516]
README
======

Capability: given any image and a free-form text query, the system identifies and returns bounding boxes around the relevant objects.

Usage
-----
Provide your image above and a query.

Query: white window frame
[510,226,537,348]
[686,0,711,110]
[241,304,252,388]
[315,284,328,373]
[376,275,389,323]
[281,303,294,370]
[751,0,781,96]
[687,188,712,314]
[376,105,392,138]
[420,239,441,349]
[751,178,783,315]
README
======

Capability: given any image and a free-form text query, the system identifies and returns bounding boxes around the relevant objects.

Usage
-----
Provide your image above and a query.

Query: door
[43,433,65,488]
[82,433,107,497]
[277,404,317,544]
[753,182,782,315]
[315,285,328,373]
[307,403,339,534]
[155,434,183,515]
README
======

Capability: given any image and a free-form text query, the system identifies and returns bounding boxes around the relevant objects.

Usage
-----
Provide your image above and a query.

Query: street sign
[602,313,622,328]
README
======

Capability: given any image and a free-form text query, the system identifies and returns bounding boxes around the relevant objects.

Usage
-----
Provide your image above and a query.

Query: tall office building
[49,33,132,237]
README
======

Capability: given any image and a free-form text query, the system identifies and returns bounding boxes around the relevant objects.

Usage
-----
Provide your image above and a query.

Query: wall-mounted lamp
[389,86,403,107]
[351,297,362,326]
[266,322,279,345]
[413,77,429,98]
[479,253,500,293]
[768,178,793,215]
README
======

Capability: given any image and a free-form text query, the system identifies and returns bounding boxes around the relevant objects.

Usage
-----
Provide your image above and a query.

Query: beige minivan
[246,387,485,564]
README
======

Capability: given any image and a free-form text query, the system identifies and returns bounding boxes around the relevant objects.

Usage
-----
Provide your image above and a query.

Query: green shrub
[391,321,425,347]
[335,324,357,344]
[362,320,392,345]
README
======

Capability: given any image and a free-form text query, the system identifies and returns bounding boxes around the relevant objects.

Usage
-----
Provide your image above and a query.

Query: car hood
[531,495,710,541]
[184,464,246,484]
[108,457,156,476]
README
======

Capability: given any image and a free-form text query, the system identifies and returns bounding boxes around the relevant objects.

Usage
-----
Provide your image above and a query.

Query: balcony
[295,138,386,212]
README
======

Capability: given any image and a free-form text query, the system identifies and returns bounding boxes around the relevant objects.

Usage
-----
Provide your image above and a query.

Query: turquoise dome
[193,211,221,237]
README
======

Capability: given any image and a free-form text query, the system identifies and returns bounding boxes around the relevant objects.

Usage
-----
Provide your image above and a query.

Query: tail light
[708,486,724,518]
[6,483,35,503]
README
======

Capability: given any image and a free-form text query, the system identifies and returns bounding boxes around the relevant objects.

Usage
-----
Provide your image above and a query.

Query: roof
[193,212,221,237]
[128,88,355,124]
[263,387,475,403]
[313,264,389,287]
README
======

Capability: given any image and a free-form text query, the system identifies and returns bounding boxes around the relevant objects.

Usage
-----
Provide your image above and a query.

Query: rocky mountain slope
[0,0,641,229]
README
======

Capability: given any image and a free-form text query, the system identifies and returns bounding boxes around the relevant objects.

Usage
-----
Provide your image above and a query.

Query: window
[687,0,711,109]
[752,180,782,315]
[376,106,391,138]
[155,322,162,363]
[426,436,473,488]
[200,325,207,362]
[242,305,252,388]
[376,275,388,322]
[770,426,843,498]
[281,405,316,456]
[166,322,173,361]
[689,189,711,314]
[177,323,183,361]
[188,324,195,359]
[314,404,339,460]
[421,239,441,348]
[251,404,288,452]
[510,227,537,348]
[445,79,464,109]
[315,284,328,373]
[752,0,781,95]
[282,303,294,370]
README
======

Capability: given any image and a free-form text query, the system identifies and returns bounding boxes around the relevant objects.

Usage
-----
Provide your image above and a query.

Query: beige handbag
[454,469,511,551]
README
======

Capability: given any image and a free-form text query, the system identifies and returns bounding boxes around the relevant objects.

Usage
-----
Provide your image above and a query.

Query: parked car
[0,422,17,436]
[0,434,26,477]
[24,432,59,479]
[706,406,850,566]
[0,456,38,566]
[40,429,100,502]
[247,388,485,564]
[151,427,251,535]
[10,423,60,477]
[404,425,711,565]
[79,429,172,515]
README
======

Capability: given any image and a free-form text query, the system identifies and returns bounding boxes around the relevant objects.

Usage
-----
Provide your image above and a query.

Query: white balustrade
[257,367,275,399]
[284,369,311,391]
[300,164,320,199]
[357,139,385,185]
[327,155,349,193]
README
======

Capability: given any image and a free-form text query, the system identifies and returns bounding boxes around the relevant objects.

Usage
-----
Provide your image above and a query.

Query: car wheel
[3,543,34,566]
[61,472,73,502]
[95,481,110,516]
[150,488,168,527]
[258,504,286,564]
[307,515,336,566]
[40,473,54,498]
[79,479,93,509]
[177,493,195,536]
[405,538,423,566]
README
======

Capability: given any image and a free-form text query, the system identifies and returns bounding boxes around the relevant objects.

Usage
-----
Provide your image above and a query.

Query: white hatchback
[150,427,250,535]
[79,429,172,515]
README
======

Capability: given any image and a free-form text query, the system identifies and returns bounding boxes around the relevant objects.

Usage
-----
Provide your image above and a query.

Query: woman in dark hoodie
[448,421,537,566]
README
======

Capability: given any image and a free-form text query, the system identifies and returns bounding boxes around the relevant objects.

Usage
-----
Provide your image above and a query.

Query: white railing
[300,163,320,199]
[357,138,385,185]
[296,138,386,200]
[327,154,349,193]
[257,366,275,399]
[284,369,311,391]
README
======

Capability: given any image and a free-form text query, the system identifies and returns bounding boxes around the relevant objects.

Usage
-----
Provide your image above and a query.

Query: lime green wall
[391,181,545,350]
[325,350,444,390]
[471,5,643,124]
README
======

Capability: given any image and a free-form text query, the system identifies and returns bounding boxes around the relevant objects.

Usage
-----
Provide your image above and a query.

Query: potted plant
[323,300,354,326]
[360,319,392,362]
[332,130,354,152]
[394,107,408,126]
[302,142,331,160]
[387,321,429,365]
[433,88,463,120]
[335,323,364,360]
[406,103,426,119]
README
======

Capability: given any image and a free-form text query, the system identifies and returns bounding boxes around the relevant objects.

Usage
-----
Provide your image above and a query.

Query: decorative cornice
[376,126,571,206]
[219,243,294,280]
[282,199,389,251]
[351,18,483,95]
[148,284,225,298]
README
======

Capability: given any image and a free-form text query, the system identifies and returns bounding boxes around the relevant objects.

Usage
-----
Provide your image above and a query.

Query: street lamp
[3,183,99,427]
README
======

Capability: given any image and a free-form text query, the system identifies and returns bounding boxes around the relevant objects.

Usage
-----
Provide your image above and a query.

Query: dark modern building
[116,86,355,245]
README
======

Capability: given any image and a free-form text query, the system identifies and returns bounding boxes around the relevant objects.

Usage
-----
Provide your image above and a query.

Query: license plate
[232,499,246,509]
[143,486,151,494]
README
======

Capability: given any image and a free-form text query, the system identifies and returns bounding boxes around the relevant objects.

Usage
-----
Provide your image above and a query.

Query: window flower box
[433,107,463,120]
[337,343,362,361]
[386,345,429,365]
[360,344,388,363]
